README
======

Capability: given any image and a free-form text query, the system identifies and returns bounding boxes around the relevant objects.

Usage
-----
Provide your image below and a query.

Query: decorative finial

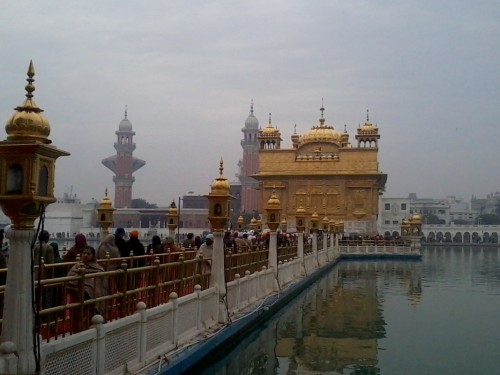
[268,113,272,125]
[5,60,52,143]
[26,60,35,100]
[366,109,369,122]
[344,124,347,132]
[250,100,254,115]
[319,101,325,126]
[219,157,224,176]
[125,105,128,119]
[105,187,108,197]
[294,124,297,134]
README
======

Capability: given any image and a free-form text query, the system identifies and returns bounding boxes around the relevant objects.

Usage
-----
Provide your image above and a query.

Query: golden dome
[358,110,378,135]
[210,158,230,194]
[411,213,422,223]
[5,61,51,144]
[168,200,178,216]
[250,217,257,224]
[311,211,320,220]
[260,113,279,137]
[99,188,113,209]
[296,203,306,215]
[299,106,340,146]
[267,188,281,209]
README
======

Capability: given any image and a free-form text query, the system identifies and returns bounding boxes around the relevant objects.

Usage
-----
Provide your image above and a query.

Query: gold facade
[253,108,387,234]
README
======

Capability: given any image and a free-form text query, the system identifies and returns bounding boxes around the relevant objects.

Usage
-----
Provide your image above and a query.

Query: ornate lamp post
[0,61,69,374]
[256,218,263,232]
[401,219,410,237]
[249,217,257,231]
[167,200,179,239]
[322,215,329,251]
[265,189,281,282]
[310,210,320,266]
[335,221,345,239]
[237,215,244,231]
[97,188,114,236]
[310,210,320,233]
[408,213,422,251]
[295,203,306,262]
[281,216,287,234]
[204,159,230,322]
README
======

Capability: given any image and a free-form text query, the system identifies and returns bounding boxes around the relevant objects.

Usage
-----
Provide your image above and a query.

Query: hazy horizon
[1,1,498,207]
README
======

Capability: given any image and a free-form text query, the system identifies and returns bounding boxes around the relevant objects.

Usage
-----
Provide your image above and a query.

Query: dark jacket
[126,237,145,267]
[116,237,129,258]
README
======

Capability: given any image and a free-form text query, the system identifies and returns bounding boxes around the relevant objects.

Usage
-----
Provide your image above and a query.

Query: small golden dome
[168,201,178,216]
[296,204,306,215]
[237,215,244,223]
[358,110,378,135]
[250,217,257,224]
[411,213,422,223]
[5,61,51,144]
[99,188,113,209]
[299,106,340,146]
[311,211,320,220]
[322,216,329,224]
[267,188,281,209]
[260,113,279,137]
[210,159,230,194]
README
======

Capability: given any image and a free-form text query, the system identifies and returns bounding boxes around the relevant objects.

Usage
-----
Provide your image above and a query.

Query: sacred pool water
[201,246,500,375]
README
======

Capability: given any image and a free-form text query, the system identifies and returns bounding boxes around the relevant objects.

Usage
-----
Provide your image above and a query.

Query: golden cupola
[355,109,380,148]
[299,105,340,147]
[210,158,230,195]
[99,188,113,209]
[205,158,231,231]
[258,113,282,150]
[97,188,115,235]
[266,188,281,209]
[261,113,279,137]
[5,61,51,144]
[358,109,378,135]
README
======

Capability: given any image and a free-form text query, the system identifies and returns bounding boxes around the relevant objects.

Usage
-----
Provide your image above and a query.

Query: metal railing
[0,251,209,340]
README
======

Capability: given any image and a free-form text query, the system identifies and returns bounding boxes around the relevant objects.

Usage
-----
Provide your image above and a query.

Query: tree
[131,198,157,209]
[422,214,443,224]
[479,214,500,225]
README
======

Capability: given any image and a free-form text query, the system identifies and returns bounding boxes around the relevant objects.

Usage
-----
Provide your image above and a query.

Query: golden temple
[253,106,387,235]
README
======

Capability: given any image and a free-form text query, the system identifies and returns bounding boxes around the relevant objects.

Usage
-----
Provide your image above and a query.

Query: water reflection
[202,246,500,375]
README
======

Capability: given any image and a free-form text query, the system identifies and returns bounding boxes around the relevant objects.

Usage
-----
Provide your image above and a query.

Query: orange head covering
[129,229,139,238]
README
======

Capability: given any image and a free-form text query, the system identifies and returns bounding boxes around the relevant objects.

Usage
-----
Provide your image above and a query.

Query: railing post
[170,292,179,346]
[194,285,202,331]
[153,258,161,307]
[211,231,228,323]
[93,314,105,375]
[136,302,147,362]
[311,232,319,269]
[119,262,128,318]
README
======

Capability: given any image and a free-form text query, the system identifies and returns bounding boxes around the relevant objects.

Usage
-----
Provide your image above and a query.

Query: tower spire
[319,99,326,127]
[125,105,128,119]
[250,99,254,115]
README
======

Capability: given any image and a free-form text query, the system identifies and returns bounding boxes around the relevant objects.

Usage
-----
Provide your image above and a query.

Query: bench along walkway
[0,234,421,375]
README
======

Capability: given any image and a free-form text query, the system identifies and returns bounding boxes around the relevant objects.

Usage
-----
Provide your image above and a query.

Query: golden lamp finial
[5,60,51,143]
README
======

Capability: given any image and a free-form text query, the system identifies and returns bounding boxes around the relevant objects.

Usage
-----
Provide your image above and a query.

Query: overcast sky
[0,1,499,207]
